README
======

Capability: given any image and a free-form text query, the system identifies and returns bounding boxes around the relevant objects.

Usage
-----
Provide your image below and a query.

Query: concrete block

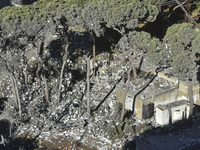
[171,104,190,123]
[156,106,169,125]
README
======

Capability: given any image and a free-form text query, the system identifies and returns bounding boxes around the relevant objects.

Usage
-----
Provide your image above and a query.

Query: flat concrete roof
[117,75,178,100]
[159,100,190,109]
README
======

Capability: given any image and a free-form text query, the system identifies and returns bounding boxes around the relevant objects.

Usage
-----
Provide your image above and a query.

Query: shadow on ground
[0,137,38,150]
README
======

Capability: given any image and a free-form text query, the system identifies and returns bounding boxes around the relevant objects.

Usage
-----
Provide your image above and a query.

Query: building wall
[154,71,200,105]
[193,83,200,105]
[178,81,200,105]
[116,87,144,119]
[171,104,190,123]
[116,86,178,119]
[149,88,179,107]
[116,87,126,104]
[116,80,200,120]
[178,81,189,99]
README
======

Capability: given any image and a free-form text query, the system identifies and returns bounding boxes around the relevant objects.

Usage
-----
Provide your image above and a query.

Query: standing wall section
[178,81,200,105]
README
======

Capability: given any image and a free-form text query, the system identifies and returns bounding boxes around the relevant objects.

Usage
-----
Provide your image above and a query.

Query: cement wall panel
[148,88,178,107]
[116,87,126,103]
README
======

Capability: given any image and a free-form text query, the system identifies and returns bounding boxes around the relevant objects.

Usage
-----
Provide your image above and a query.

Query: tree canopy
[150,23,199,79]
[102,0,158,34]
[81,2,105,37]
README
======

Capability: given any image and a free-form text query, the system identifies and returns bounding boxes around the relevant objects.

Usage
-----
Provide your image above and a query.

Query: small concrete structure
[171,101,190,123]
[151,69,200,106]
[115,56,199,121]
[156,106,169,125]
[156,100,190,125]
[116,75,179,119]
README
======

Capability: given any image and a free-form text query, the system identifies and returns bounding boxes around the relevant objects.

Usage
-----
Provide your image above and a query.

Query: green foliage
[128,31,161,53]
[103,0,159,32]
[0,0,86,23]
[144,0,160,5]
[146,22,199,79]
[192,30,200,53]
[65,0,103,7]
[0,1,53,22]
[163,23,195,57]
[158,23,198,79]
[81,2,105,37]
[118,31,161,66]
[172,52,194,79]
[0,0,159,33]
[62,7,83,26]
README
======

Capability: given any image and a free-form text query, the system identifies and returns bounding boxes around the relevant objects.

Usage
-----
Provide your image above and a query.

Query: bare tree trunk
[121,66,131,122]
[122,55,126,83]
[43,76,49,103]
[189,79,193,119]
[86,56,91,117]
[90,31,96,77]
[9,122,12,138]
[36,41,44,83]
[6,50,21,117]
[23,69,28,87]
[58,43,69,102]
[13,75,21,118]
[129,57,137,80]
[9,74,18,107]
[57,61,66,103]
[36,60,42,83]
